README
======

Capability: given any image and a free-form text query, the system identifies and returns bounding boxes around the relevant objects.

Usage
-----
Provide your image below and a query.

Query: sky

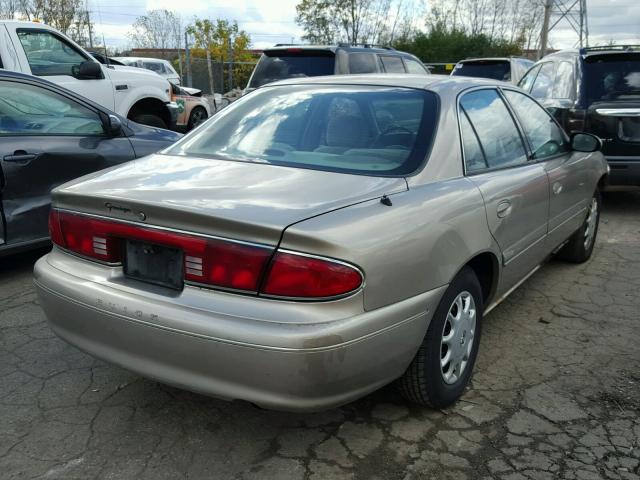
[88,0,640,52]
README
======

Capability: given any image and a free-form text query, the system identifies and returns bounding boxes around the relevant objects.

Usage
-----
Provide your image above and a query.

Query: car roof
[263,45,414,56]
[458,57,533,63]
[261,73,510,93]
[114,57,169,64]
[0,20,57,29]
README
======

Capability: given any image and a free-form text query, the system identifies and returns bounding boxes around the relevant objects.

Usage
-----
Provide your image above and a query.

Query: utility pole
[538,0,552,60]
[227,37,233,92]
[184,30,192,88]
[539,0,589,59]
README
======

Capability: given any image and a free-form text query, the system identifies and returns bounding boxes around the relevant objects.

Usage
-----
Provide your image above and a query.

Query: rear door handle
[3,153,38,163]
[553,182,563,195]
[496,200,512,218]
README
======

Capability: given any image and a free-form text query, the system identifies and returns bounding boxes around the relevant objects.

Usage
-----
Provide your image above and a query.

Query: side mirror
[107,114,122,137]
[571,132,602,152]
[74,61,103,80]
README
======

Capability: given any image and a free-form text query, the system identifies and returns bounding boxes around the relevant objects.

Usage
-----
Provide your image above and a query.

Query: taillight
[262,251,363,299]
[48,210,363,299]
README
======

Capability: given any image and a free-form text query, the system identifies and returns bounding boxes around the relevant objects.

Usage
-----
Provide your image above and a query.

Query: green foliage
[187,18,252,63]
[393,23,523,63]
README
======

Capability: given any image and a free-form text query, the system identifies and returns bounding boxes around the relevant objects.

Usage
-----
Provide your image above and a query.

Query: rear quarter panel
[280,177,499,311]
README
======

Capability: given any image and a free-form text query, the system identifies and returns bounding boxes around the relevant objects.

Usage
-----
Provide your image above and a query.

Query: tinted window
[530,62,555,99]
[168,85,438,176]
[452,60,511,81]
[553,61,574,99]
[584,54,640,104]
[519,64,541,92]
[459,110,488,172]
[248,53,335,88]
[504,90,570,160]
[142,61,165,73]
[0,80,104,135]
[379,55,405,73]
[404,58,428,74]
[17,29,88,77]
[459,89,527,169]
[349,53,378,73]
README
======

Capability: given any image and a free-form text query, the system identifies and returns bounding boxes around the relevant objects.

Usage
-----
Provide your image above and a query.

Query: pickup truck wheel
[397,266,483,408]
[131,113,167,129]
[556,190,601,263]
[187,107,208,130]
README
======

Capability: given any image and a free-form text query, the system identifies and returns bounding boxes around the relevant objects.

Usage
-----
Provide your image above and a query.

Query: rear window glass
[168,85,439,176]
[404,58,428,74]
[248,52,335,88]
[379,55,406,73]
[584,54,640,104]
[452,61,511,81]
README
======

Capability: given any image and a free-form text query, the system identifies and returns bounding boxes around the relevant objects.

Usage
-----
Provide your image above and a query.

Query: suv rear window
[584,53,640,105]
[248,51,335,88]
[168,85,439,176]
[452,60,511,81]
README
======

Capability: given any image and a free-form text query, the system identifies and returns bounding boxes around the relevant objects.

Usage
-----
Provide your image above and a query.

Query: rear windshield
[168,85,438,176]
[452,61,511,81]
[584,54,640,104]
[248,52,335,88]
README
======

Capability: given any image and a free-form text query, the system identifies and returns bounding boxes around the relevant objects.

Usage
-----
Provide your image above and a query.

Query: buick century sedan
[34,75,608,411]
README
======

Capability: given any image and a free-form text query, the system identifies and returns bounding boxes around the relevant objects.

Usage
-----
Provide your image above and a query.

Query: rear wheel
[131,113,167,129]
[187,106,208,130]
[556,190,601,263]
[397,266,483,408]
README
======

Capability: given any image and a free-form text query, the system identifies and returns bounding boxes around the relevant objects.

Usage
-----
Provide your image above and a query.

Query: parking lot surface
[1,192,639,480]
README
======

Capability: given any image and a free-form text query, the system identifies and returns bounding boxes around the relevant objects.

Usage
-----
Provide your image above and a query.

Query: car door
[12,27,115,111]
[459,88,550,291]
[502,88,590,249]
[0,77,135,247]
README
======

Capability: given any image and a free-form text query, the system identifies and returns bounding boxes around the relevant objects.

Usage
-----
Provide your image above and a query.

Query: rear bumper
[34,249,445,411]
[605,156,640,187]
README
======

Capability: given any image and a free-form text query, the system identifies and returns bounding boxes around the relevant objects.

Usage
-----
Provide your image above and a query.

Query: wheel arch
[127,97,171,126]
[460,251,500,308]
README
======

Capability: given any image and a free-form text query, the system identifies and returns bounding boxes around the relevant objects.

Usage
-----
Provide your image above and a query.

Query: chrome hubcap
[583,197,598,250]
[440,291,476,385]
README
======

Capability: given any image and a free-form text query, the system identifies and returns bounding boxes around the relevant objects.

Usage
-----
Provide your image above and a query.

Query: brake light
[48,210,272,291]
[48,210,364,299]
[262,251,363,299]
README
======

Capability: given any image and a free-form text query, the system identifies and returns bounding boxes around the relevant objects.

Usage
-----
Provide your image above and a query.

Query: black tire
[556,189,601,263]
[187,106,208,130]
[397,266,483,408]
[131,113,167,129]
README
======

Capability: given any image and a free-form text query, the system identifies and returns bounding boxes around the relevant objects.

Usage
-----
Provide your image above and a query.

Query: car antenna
[380,195,392,206]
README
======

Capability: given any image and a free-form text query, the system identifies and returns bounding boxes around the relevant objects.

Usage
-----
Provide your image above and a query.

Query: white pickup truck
[0,21,178,129]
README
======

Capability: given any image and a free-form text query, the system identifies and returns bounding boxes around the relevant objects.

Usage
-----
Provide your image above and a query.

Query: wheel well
[465,252,499,307]
[597,173,608,192]
[127,98,170,125]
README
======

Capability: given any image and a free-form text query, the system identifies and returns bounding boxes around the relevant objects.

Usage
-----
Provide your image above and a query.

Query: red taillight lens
[49,210,272,291]
[262,252,362,299]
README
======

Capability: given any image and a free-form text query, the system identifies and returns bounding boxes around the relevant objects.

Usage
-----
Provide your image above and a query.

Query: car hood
[51,154,407,244]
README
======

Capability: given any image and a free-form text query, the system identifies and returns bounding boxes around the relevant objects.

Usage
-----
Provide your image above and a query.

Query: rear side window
[504,90,570,160]
[530,62,555,99]
[553,61,574,99]
[584,53,640,104]
[452,61,511,81]
[17,29,88,77]
[379,55,406,73]
[404,58,428,74]
[248,52,335,88]
[459,110,488,172]
[459,89,527,170]
[167,85,439,176]
[349,53,378,74]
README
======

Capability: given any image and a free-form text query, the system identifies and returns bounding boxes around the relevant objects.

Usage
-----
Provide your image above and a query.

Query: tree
[295,0,423,45]
[16,0,93,43]
[187,18,252,92]
[128,9,182,51]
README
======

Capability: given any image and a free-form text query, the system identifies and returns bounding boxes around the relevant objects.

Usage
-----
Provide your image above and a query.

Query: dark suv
[519,46,640,188]
[245,44,429,92]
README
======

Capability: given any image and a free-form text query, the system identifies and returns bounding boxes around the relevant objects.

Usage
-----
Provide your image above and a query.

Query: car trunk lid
[586,101,640,157]
[51,154,407,245]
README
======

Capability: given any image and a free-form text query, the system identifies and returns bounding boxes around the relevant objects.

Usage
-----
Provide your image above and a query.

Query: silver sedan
[34,75,608,411]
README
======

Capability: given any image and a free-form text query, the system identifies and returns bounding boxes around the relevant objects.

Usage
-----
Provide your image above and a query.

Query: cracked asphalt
[1,192,639,480]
